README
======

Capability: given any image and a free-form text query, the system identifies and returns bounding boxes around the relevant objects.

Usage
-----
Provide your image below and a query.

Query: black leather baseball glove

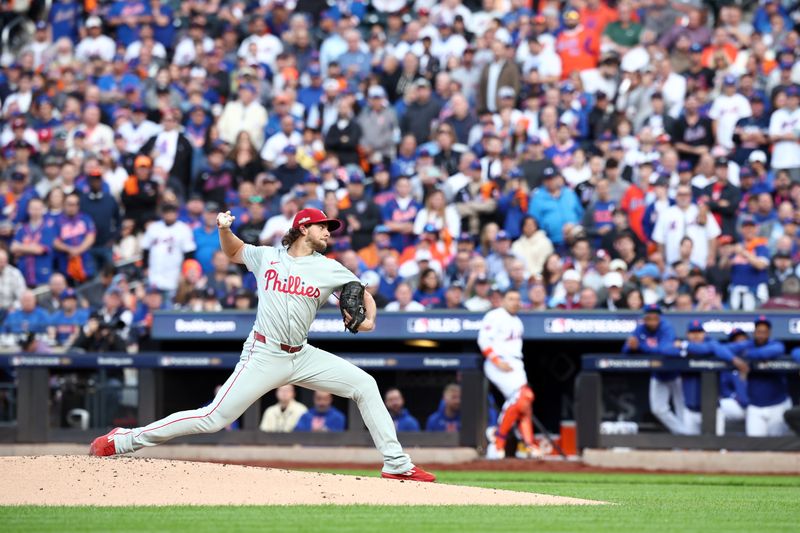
[340,281,366,334]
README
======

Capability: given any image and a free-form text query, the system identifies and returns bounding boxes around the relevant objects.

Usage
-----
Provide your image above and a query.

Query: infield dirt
[0,455,603,506]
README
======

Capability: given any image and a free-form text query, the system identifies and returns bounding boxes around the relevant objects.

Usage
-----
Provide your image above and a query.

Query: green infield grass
[2,470,798,533]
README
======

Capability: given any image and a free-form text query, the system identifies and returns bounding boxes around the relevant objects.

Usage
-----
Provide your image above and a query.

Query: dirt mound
[0,456,603,506]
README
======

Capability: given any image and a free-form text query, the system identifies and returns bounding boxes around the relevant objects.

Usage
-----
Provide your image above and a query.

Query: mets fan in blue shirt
[660,320,749,435]
[727,316,791,436]
[293,391,346,433]
[384,388,420,432]
[622,304,687,434]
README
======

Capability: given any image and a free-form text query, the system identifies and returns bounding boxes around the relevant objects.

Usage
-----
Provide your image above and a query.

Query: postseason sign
[0,353,480,371]
[151,311,800,341]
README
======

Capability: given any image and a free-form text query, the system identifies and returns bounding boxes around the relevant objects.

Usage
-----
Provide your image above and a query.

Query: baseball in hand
[217,211,235,229]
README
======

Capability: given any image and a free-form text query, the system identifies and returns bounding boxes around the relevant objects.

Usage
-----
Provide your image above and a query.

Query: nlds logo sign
[789,319,800,335]
[407,318,463,333]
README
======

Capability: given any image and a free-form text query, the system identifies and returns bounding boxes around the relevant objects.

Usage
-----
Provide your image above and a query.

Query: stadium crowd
[0,0,799,351]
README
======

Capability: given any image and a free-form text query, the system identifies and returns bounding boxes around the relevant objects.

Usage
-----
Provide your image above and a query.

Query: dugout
[1,310,799,451]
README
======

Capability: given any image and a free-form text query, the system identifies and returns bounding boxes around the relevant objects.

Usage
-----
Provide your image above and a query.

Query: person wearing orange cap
[121,155,159,231]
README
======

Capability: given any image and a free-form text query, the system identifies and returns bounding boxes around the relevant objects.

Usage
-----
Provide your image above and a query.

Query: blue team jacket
[661,340,734,411]
[425,407,460,432]
[622,321,677,381]
[293,407,346,432]
[728,339,787,407]
[720,371,749,409]
[391,408,421,432]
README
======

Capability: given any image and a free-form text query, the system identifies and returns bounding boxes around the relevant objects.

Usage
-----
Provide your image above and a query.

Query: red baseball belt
[253,331,303,353]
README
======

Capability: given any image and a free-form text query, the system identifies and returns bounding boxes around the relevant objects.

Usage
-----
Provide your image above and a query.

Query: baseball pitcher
[89,207,435,482]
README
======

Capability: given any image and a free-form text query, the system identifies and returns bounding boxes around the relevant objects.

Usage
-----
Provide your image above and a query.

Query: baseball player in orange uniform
[477,289,539,459]
[88,207,435,482]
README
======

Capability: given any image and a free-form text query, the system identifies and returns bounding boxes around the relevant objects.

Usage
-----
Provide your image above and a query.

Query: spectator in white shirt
[652,185,721,268]
[385,282,426,312]
[709,75,752,150]
[657,58,687,119]
[259,385,308,432]
[218,83,269,149]
[518,37,562,84]
[75,16,116,63]
[71,104,115,154]
[172,18,214,67]
[430,0,472,27]
[141,204,197,296]
[125,25,168,63]
[117,103,162,153]
[0,249,26,314]
[320,18,351,72]
[237,16,284,71]
[260,114,303,168]
[259,196,299,246]
[432,20,468,65]
[768,86,800,181]
[1,73,33,115]
[22,21,51,70]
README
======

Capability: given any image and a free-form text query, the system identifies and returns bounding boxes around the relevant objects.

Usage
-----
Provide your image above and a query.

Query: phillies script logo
[264,269,321,298]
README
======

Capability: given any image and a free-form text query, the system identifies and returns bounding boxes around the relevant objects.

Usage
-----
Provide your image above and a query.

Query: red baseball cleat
[88,428,121,457]
[381,466,436,482]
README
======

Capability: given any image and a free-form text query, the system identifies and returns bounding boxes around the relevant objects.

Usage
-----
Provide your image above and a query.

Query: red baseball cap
[292,208,341,231]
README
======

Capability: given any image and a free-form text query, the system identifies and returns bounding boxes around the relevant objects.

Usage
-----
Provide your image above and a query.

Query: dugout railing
[0,352,487,449]
[575,355,800,451]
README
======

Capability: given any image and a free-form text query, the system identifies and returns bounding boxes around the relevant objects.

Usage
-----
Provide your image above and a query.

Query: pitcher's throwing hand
[217,211,235,229]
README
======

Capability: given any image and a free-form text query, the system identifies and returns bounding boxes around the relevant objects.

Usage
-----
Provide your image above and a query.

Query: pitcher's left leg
[290,345,412,474]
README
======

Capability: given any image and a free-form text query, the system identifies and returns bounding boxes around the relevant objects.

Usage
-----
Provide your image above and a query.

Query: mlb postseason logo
[544,317,637,335]
[406,317,482,334]
[789,319,800,335]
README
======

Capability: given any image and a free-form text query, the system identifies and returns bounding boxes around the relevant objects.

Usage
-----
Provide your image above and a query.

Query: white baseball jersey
[75,35,116,62]
[651,204,721,267]
[477,308,524,360]
[768,107,800,170]
[708,94,751,150]
[142,220,196,291]
[117,120,163,153]
[478,307,527,399]
[242,244,359,346]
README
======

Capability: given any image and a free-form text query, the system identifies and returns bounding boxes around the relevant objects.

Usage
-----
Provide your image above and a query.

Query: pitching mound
[0,456,603,506]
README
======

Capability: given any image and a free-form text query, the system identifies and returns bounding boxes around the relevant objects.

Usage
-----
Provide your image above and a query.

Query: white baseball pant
[729,283,768,311]
[683,408,725,436]
[746,398,792,437]
[719,397,746,423]
[112,331,414,474]
[649,377,689,435]
[483,357,528,399]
